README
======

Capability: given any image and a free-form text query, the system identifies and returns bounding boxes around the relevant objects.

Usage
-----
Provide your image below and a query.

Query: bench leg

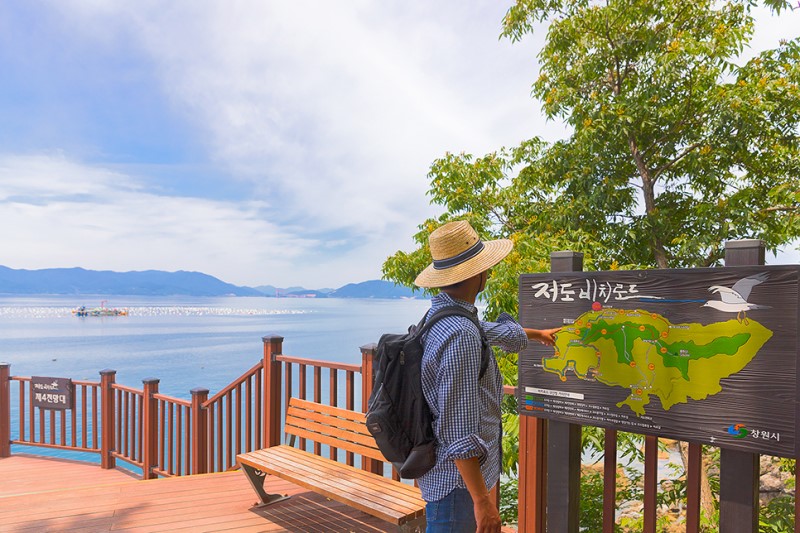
[399,514,426,532]
[240,463,291,507]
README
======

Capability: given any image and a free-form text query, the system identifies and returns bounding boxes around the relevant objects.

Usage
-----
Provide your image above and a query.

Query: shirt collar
[432,291,478,315]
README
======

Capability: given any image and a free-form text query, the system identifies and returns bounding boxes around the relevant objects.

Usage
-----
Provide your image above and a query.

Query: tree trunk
[628,135,669,268]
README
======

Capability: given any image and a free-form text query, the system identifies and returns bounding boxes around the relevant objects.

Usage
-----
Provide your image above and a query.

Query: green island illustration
[544,308,773,416]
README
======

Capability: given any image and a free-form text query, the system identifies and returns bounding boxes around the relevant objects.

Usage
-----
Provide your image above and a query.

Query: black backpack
[365,305,489,479]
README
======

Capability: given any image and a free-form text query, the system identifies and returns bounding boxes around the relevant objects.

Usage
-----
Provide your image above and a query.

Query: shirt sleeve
[434,322,490,464]
[481,312,528,353]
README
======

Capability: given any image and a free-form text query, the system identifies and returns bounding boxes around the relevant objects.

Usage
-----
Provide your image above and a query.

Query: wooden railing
[152,390,191,477]
[204,361,261,474]
[0,336,374,479]
[111,383,144,471]
[276,354,361,459]
[5,377,102,454]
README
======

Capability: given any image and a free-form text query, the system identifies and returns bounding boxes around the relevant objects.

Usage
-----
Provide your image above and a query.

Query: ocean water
[0,295,431,398]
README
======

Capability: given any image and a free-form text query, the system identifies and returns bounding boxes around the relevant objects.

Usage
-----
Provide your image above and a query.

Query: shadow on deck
[0,454,402,532]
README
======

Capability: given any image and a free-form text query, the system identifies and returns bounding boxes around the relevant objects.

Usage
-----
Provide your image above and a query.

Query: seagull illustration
[704,272,771,324]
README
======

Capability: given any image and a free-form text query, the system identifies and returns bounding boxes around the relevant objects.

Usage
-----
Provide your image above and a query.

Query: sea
[0,295,433,398]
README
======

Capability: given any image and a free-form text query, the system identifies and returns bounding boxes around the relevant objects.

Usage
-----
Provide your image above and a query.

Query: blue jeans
[425,488,476,532]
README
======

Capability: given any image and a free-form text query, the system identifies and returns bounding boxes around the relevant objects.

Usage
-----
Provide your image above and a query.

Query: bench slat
[284,415,383,457]
[286,424,387,463]
[251,447,422,514]
[285,397,387,463]
[290,397,367,423]
[239,446,424,524]
[245,445,423,507]
[285,407,373,439]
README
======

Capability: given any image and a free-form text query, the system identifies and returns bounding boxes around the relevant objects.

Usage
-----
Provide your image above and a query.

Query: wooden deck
[0,454,407,532]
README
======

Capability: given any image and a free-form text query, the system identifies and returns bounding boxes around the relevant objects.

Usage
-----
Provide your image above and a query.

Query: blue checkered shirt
[418,292,528,502]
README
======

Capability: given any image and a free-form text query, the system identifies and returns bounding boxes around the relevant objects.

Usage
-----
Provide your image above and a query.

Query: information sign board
[518,265,799,457]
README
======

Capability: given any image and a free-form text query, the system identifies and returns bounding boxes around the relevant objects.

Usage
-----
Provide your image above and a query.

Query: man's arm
[454,457,501,533]
[481,312,560,352]
[524,327,559,346]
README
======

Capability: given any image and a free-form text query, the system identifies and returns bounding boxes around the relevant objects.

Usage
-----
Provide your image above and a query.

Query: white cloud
[0,153,138,198]
[50,0,559,233]
[23,0,563,287]
[0,153,362,286]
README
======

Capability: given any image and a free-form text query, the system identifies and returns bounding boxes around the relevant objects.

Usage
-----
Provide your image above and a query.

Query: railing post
[518,413,546,533]
[360,343,377,407]
[643,435,659,532]
[546,251,583,533]
[686,441,703,533]
[99,369,116,469]
[718,239,764,533]
[0,363,10,458]
[360,343,382,474]
[141,378,159,480]
[191,387,209,475]
[603,429,619,533]
[263,335,284,448]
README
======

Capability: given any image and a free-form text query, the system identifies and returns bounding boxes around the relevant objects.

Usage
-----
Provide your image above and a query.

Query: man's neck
[441,286,478,305]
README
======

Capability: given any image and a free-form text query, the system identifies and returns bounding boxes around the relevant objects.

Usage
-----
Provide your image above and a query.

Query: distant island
[0,266,426,299]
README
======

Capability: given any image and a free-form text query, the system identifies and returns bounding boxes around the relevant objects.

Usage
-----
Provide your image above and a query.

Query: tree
[385,0,799,281]
[502,0,800,269]
[382,0,800,527]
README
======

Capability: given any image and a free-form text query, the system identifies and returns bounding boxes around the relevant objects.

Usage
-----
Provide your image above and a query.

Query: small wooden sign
[31,376,74,410]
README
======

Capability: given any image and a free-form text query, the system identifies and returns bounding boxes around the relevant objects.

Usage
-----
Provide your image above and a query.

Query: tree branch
[703,244,723,267]
[652,142,703,179]
[760,205,799,213]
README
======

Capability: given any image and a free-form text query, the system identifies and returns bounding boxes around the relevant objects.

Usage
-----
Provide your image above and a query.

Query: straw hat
[414,220,513,288]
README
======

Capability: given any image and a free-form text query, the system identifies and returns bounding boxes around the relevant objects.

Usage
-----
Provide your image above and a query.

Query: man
[414,220,557,533]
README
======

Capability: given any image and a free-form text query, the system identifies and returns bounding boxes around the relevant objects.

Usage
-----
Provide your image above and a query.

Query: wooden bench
[237,397,426,532]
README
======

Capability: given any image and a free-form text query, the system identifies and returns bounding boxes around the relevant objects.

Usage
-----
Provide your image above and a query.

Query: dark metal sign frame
[518,264,799,458]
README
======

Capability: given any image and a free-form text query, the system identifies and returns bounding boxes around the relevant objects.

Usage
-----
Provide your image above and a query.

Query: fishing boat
[72,301,128,317]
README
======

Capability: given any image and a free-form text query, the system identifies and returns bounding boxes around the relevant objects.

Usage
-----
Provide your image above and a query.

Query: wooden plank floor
[0,454,140,498]
[0,454,403,532]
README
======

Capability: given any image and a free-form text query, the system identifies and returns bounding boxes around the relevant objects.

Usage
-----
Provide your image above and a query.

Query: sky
[0,2,798,289]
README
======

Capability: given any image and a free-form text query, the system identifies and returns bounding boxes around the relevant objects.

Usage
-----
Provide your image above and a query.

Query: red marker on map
[592,301,602,311]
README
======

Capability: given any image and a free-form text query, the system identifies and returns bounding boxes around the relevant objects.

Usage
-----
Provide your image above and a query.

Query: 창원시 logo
[727,423,749,439]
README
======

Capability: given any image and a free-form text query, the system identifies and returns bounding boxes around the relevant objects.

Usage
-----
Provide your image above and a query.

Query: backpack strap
[416,305,491,379]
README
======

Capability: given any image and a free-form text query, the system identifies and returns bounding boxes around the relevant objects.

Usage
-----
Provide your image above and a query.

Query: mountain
[0,266,262,296]
[253,285,335,297]
[253,285,307,297]
[254,281,423,299]
[329,280,422,299]
[0,266,426,299]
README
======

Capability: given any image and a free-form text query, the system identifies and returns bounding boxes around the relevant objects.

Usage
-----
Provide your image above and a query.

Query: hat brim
[414,239,513,289]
